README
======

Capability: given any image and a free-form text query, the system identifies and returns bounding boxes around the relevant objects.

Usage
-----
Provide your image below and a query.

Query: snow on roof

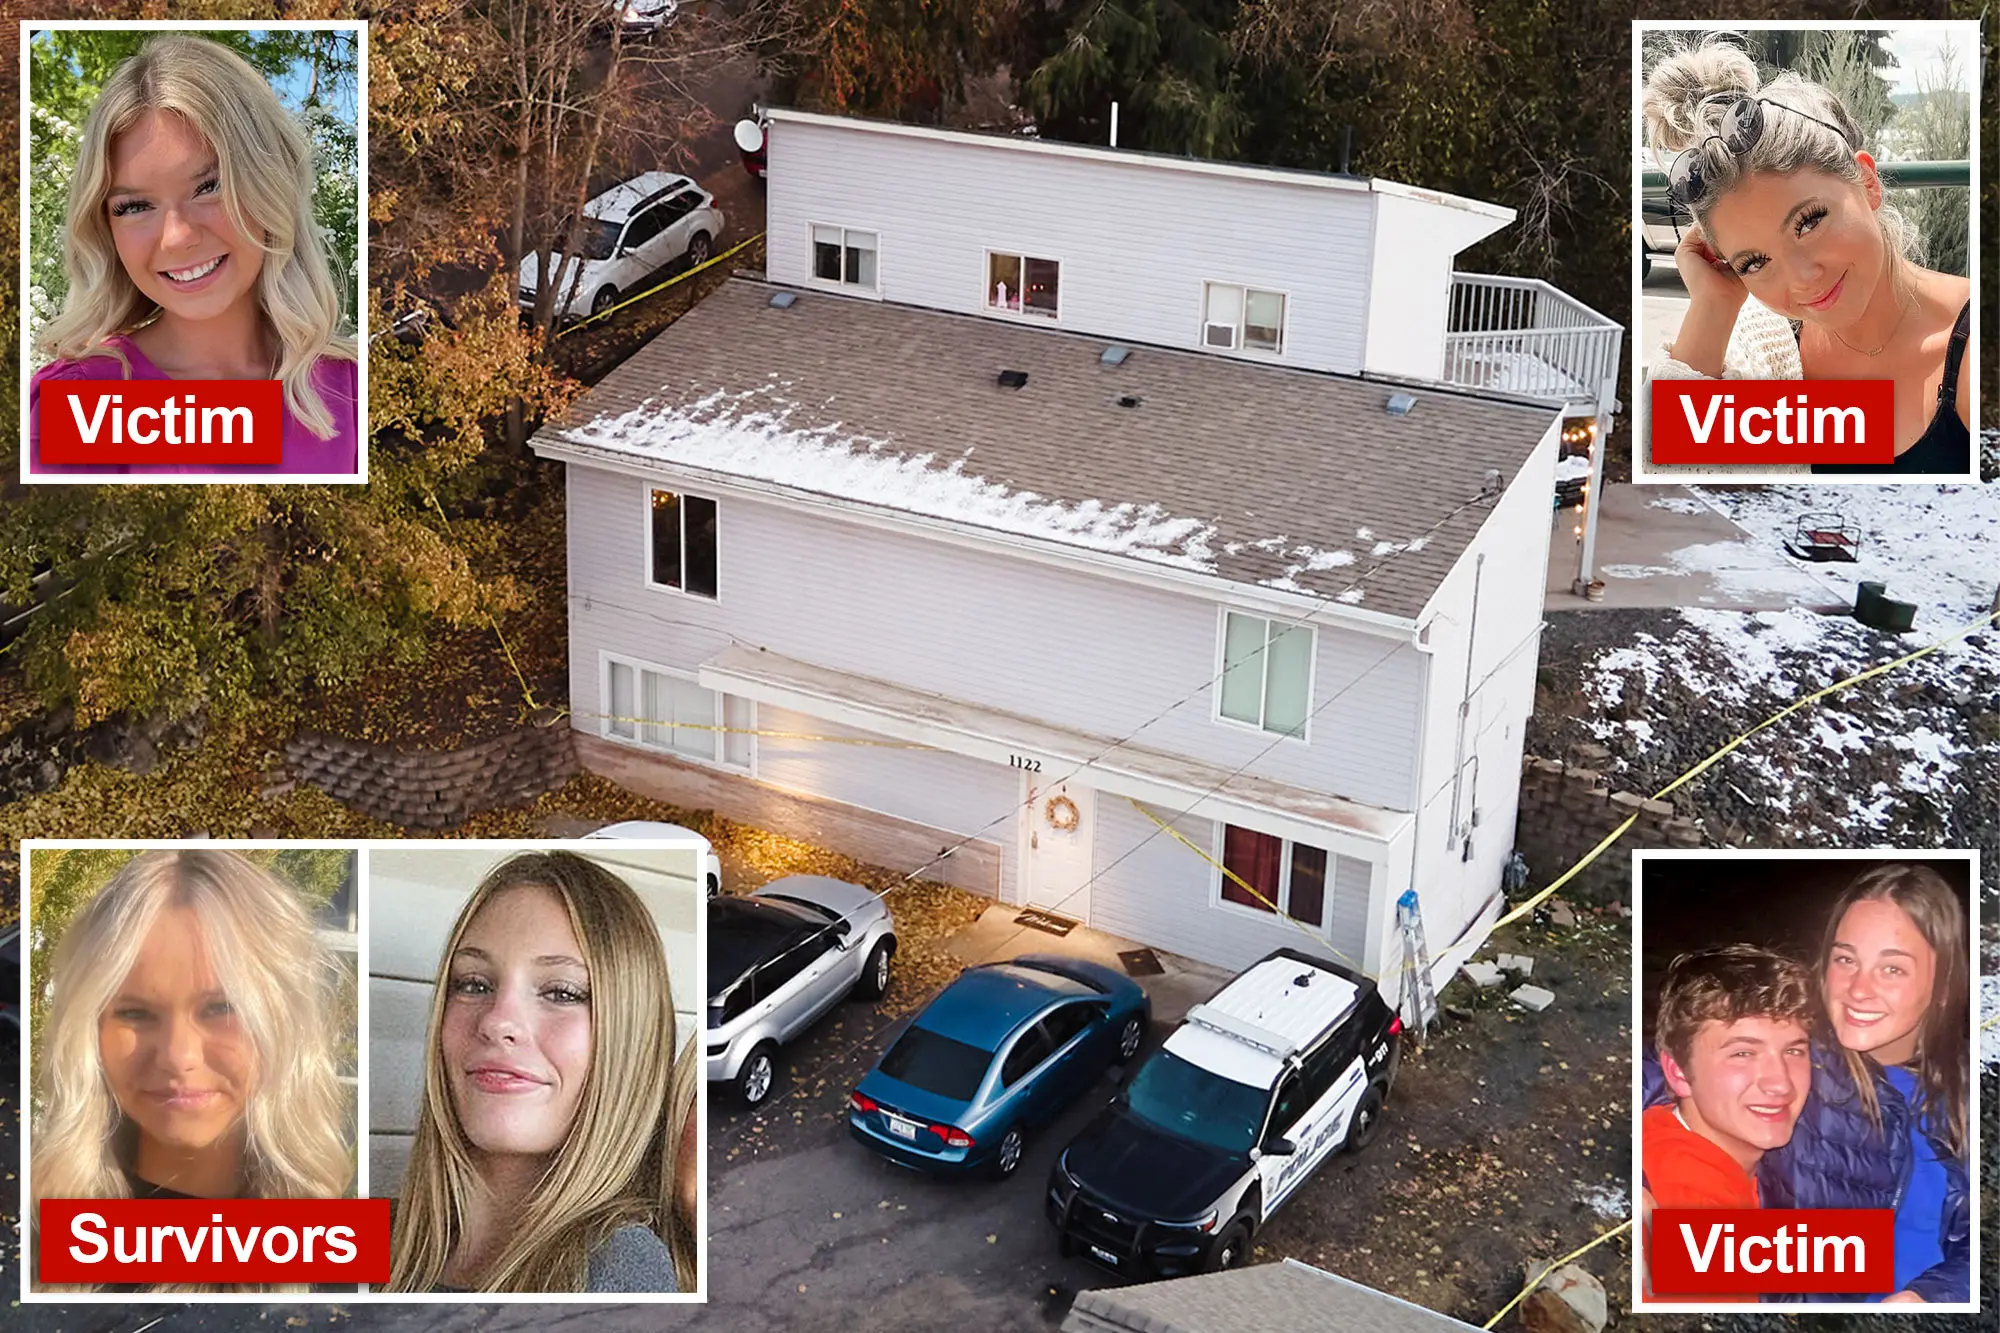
[537,279,1560,620]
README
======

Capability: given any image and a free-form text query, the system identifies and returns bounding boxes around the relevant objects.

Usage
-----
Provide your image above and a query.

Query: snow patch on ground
[1578,1183,1630,1221]
[563,390,1220,571]
[1647,496,1710,515]
[1982,974,2000,1070]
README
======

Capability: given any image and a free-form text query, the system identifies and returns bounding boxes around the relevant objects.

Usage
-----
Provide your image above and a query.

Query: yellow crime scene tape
[554,232,766,337]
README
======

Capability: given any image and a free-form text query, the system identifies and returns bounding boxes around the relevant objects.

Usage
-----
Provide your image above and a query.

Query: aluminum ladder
[1396,889,1438,1037]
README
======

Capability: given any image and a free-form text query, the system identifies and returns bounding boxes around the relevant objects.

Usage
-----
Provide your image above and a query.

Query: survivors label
[38,1197,391,1285]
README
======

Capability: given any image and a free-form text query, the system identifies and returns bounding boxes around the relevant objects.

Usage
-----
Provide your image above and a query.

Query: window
[649,488,718,598]
[1000,1022,1055,1086]
[603,656,754,771]
[811,224,878,289]
[621,205,666,253]
[758,930,833,997]
[1217,611,1313,736]
[987,251,1060,318]
[1220,825,1333,930]
[1203,283,1286,353]
[1042,1001,1099,1050]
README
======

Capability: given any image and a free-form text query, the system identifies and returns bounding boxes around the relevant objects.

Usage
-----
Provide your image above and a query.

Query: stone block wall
[286,713,577,829]
[1513,744,1706,904]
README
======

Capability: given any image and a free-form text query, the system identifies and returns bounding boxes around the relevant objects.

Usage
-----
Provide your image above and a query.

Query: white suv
[518,171,723,320]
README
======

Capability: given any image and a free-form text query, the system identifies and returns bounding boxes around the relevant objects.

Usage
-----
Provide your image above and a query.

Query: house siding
[766,117,1376,375]
[1088,798,1378,975]
[1363,194,1457,380]
[565,464,1426,813]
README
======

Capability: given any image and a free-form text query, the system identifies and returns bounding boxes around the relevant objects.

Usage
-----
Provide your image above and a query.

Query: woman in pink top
[27,36,358,478]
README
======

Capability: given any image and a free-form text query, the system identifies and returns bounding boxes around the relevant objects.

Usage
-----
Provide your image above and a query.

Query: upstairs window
[987,251,1060,318]
[1217,611,1313,737]
[648,488,718,599]
[1203,283,1286,354]
[812,224,878,289]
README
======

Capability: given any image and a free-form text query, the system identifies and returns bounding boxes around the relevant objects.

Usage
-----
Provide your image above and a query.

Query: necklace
[1830,286,1912,358]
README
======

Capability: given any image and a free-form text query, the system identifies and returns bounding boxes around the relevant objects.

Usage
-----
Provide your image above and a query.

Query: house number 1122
[1009,754,1042,772]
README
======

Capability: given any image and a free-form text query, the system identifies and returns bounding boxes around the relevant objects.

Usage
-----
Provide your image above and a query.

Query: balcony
[1443,273,1623,418]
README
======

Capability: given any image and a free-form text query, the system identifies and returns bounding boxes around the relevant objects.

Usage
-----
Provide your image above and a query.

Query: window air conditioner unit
[1203,323,1238,350]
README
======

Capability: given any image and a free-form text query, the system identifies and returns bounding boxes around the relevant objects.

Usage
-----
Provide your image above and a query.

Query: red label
[38,379,283,465]
[1650,380,1893,465]
[1649,1208,1895,1295]
[38,1198,390,1285]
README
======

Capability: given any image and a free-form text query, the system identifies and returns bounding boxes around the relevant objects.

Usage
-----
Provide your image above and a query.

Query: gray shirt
[585,1224,679,1293]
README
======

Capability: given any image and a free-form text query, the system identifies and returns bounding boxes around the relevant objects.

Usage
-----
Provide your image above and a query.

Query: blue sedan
[848,954,1150,1180]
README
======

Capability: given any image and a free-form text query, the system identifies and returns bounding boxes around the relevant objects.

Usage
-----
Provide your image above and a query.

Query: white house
[530,110,1621,1004]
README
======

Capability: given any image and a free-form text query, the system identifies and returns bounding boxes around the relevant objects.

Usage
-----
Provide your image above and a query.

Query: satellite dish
[733,119,765,153]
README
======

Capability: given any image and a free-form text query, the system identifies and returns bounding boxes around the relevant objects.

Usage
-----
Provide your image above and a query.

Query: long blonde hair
[664,1037,700,1293]
[389,852,681,1293]
[31,850,352,1289]
[34,34,355,438]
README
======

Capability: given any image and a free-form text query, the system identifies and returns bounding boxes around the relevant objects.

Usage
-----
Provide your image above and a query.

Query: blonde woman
[31,850,351,1290]
[1643,38,1971,475]
[665,1036,701,1293]
[389,852,682,1293]
[28,34,358,475]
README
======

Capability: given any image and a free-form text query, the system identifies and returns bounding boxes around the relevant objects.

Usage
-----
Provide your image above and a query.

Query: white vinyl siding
[811,223,878,290]
[604,652,754,772]
[566,468,1424,811]
[764,116,1375,371]
[1218,611,1314,739]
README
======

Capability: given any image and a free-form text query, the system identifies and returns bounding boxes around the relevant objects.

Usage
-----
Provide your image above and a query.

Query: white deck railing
[1443,273,1623,417]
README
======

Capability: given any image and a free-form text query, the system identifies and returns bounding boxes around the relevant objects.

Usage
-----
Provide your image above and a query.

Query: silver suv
[708,876,896,1107]
[517,171,724,320]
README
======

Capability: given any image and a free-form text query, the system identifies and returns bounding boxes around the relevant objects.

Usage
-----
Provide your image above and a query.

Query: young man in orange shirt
[1641,944,1815,1301]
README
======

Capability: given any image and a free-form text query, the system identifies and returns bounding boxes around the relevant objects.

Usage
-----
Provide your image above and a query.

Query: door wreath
[1044,794,1081,831]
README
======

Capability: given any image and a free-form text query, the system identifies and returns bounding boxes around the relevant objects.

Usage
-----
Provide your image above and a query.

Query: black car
[1047,947,1401,1277]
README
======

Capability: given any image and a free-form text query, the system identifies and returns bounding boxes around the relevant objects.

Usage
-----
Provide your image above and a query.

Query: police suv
[1046,947,1401,1276]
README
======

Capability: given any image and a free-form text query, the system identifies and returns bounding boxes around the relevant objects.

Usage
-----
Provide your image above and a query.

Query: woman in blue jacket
[1757,863,1971,1304]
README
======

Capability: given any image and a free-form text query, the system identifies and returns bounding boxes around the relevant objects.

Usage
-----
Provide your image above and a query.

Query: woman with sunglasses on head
[1643,39,1970,476]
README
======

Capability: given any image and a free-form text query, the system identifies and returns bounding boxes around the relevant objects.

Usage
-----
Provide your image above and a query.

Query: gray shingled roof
[538,278,1558,621]
[1063,1259,1487,1333]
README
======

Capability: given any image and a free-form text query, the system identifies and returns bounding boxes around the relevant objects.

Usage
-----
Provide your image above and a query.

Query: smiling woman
[388,851,685,1294]
[26,32,359,477]
[29,850,353,1292]
[1641,34,1973,477]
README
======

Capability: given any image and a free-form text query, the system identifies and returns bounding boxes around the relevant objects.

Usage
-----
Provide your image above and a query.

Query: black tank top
[1812,300,1971,475]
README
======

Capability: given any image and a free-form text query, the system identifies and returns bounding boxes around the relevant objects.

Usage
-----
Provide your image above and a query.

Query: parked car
[584,819,722,897]
[708,875,896,1107]
[1046,947,1401,1277]
[616,0,679,39]
[517,171,723,320]
[848,954,1149,1180]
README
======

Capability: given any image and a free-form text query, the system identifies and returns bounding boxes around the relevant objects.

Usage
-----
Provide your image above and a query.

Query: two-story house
[531,110,1622,1003]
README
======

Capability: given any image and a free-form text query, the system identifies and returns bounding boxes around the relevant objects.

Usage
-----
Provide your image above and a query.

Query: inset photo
[21,842,361,1294]
[1632,850,1978,1313]
[367,842,704,1299]
[19,20,366,482]
[1633,20,1979,481]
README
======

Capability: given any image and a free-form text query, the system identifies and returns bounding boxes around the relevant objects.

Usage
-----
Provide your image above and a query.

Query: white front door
[1020,774,1094,922]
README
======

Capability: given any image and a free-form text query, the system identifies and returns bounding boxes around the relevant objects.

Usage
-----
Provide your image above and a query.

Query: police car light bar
[1184,1003,1299,1062]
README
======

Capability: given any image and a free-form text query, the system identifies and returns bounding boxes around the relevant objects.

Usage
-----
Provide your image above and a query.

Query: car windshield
[877,1025,994,1102]
[1122,1050,1268,1154]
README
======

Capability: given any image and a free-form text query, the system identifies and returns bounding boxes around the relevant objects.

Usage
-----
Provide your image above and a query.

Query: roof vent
[1117,394,1141,409]
[1385,392,1417,416]
[1482,468,1504,497]
[1100,345,1131,367]
[768,291,797,309]
[997,369,1029,390]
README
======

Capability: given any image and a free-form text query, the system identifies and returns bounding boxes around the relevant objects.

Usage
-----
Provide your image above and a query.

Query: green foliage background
[26,27,361,356]
[27,847,359,1076]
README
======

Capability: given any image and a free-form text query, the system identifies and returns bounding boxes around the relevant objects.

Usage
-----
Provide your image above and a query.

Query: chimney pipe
[1110,101,1120,149]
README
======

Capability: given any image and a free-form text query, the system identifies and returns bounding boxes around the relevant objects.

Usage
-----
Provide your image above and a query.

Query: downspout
[1448,553,1485,845]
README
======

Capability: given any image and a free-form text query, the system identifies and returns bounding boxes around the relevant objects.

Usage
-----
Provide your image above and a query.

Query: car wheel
[990,1125,1026,1180]
[1347,1083,1388,1154]
[852,938,894,1001]
[1208,1219,1251,1272]
[736,1043,778,1108]
[1115,1014,1144,1063]
[687,232,713,267]
[591,286,619,315]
